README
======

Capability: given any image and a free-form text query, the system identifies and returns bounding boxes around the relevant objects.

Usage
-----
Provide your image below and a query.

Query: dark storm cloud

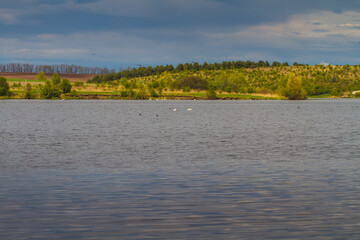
[2,0,360,33]
[1,0,360,66]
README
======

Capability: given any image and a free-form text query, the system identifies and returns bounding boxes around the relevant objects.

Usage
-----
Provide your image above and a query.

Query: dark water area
[0,99,359,239]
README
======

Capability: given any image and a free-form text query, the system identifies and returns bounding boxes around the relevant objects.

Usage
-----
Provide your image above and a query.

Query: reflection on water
[0,100,360,239]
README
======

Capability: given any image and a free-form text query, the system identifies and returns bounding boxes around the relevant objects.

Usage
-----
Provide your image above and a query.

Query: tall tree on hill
[281,73,307,100]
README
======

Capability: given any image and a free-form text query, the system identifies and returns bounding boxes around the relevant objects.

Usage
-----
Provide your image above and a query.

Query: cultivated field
[0,72,96,82]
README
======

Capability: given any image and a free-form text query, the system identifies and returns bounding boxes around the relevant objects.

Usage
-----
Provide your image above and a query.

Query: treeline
[89,60,303,83]
[0,63,116,74]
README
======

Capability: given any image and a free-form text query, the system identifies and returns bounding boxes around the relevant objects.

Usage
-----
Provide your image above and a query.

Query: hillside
[88,64,360,98]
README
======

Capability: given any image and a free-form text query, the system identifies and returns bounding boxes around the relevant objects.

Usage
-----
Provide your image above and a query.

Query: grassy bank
[5,88,283,100]
[5,87,355,100]
[2,77,283,100]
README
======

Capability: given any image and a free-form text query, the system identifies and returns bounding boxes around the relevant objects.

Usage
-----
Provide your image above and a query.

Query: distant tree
[51,73,61,85]
[176,63,184,72]
[59,79,72,93]
[272,61,281,67]
[165,64,175,72]
[36,71,47,81]
[184,63,191,71]
[203,62,208,70]
[0,77,10,96]
[193,62,200,71]
[257,60,265,67]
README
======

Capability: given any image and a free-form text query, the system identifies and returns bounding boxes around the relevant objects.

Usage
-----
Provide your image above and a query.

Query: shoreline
[1,94,353,101]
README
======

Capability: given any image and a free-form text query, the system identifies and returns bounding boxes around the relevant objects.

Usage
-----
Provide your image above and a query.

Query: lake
[0,99,359,239]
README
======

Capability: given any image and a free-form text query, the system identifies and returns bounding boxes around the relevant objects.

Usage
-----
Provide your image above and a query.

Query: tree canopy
[280,73,307,100]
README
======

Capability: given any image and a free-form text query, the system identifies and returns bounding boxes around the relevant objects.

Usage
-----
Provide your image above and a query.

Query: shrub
[51,73,61,85]
[176,76,208,90]
[24,91,34,99]
[11,82,21,89]
[68,90,78,98]
[59,79,72,93]
[135,87,148,99]
[120,90,129,98]
[74,81,84,87]
[149,88,158,97]
[206,85,218,99]
[182,86,191,92]
[24,83,34,99]
[120,89,136,98]
[0,77,10,96]
[40,81,60,99]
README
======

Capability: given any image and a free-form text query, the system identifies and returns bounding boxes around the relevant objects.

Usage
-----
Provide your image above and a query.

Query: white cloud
[320,61,331,66]
[338,23,360,27]
[37,34,58,41]
[0,9,22,25]
[201,11,360,49]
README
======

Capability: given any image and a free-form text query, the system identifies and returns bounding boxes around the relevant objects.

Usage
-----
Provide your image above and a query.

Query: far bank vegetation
[2,61,360,100]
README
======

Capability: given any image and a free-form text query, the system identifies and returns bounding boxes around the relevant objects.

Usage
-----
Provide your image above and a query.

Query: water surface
[1,99,359,239]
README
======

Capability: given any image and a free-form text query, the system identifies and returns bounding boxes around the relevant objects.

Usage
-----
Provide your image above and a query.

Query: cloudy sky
[1,0,360,68]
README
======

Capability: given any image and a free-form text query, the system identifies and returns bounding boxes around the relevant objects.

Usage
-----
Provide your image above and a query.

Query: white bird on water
[173,108,177,112]
[187,108,192,111]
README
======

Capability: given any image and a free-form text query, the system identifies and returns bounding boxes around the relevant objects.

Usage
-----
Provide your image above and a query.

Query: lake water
[0,99,359,239]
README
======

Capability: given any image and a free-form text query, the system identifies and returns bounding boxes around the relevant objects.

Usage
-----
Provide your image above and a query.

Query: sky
[1,0,360,69]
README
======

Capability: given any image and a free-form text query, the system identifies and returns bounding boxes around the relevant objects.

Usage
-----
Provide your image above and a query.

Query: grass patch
[164,92,207,98]
[309,94,332,98]
[217,93,282,100]
[77,91,122,95]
